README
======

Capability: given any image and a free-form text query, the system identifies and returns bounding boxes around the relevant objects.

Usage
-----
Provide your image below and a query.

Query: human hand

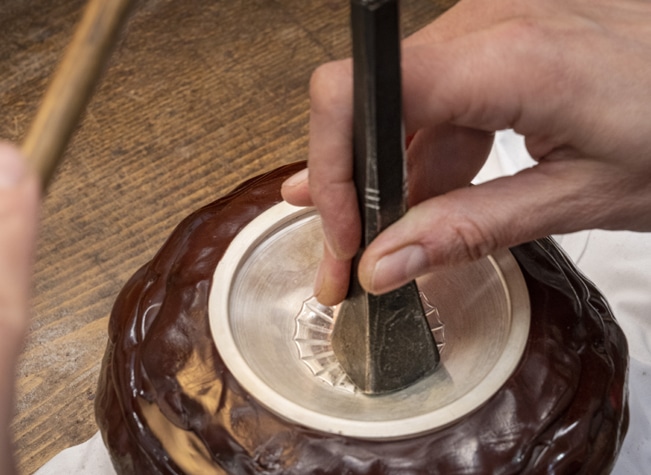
[0,143,39,474]
[282,0,651,305]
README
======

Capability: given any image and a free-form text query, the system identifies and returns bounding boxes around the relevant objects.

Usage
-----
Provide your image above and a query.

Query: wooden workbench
[0,0,453,472]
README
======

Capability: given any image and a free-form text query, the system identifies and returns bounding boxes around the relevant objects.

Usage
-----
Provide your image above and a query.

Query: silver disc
[209,202,530,440]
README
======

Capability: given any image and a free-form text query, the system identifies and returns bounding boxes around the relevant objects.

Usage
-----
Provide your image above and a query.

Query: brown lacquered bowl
[96,163,628,474]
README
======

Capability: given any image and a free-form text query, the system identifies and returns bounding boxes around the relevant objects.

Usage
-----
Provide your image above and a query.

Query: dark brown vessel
[96,163,628,474]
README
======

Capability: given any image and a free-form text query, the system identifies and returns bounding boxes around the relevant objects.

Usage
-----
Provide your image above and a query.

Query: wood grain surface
[1,1,453,472]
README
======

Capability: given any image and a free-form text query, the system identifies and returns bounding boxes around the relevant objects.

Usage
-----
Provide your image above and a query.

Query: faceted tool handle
[330,0,440,394]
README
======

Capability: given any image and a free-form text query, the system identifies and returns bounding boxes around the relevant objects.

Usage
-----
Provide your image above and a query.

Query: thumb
[0,142,39,474]
[0,143,39,341]
[357,157,650,294]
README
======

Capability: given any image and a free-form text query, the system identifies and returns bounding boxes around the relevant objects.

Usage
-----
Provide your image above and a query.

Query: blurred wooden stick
[21,0,134,189]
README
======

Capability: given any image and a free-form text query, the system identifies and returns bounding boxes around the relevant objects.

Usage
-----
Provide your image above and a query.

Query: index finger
[307,60,360,261]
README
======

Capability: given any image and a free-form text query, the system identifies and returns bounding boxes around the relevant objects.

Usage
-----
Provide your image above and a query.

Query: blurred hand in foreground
[0,143,39,474]
[282,0,651,305]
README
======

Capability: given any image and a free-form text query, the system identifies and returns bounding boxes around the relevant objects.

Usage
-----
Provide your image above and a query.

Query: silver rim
[209,202,530,440]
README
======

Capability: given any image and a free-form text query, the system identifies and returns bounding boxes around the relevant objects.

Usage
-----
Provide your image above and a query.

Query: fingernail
[368,245,429,293]
[0,144,27,189]
[282,168,308,188]
[313,262,325,299]
[322,227,340,258]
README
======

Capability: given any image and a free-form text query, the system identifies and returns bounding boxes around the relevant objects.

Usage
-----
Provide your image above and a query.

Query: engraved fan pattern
[293,294,446,393]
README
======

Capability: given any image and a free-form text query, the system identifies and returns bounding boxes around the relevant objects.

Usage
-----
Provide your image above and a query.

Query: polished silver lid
[209,202,530,440]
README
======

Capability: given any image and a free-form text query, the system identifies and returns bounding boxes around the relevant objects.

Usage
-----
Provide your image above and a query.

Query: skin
[282,0,651,305]
[2,0,651,466]
[0,143,40,474]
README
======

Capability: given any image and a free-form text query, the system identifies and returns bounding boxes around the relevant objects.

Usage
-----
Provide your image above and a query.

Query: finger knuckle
[309,61,351,115]
[449,218,498,262]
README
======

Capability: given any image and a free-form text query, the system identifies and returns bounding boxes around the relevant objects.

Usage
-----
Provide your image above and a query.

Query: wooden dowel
[21,0,134,189]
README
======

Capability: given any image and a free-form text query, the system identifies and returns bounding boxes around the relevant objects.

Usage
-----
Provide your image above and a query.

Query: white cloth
[36,130,650,474]
[34,432,115,475]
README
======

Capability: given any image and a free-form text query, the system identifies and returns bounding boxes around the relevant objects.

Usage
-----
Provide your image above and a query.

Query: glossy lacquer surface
[96,163,628,475]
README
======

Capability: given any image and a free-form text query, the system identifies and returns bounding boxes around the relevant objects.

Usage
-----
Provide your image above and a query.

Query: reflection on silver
[293,297,356,393]
[420,292,446,354]
[293,294,446,395]
[209,202,531,440]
